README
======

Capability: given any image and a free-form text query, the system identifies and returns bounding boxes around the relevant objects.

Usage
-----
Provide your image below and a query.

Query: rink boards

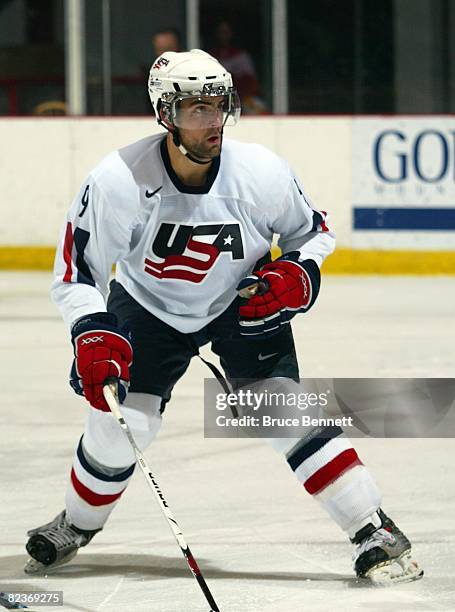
[0,115,454,273]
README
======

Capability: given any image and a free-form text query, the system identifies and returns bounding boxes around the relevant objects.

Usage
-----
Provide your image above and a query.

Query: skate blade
[365,551,423,586]
[24,549,78,575]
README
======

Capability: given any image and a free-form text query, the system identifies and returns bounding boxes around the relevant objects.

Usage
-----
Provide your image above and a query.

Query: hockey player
[25,49,422,585]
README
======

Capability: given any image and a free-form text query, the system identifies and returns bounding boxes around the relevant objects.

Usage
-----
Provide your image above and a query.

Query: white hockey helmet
[148,49,241,130]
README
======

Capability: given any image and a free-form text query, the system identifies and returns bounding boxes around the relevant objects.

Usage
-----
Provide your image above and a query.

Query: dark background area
[0,0,452,115]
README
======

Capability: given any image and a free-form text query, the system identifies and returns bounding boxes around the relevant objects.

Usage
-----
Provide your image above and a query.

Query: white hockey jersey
[52,133,335,332]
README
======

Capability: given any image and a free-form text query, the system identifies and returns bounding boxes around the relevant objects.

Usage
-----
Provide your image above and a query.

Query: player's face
[176,96,224,161]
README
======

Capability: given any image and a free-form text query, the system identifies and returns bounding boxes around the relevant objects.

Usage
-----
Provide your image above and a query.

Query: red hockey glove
[237,252,320,338]
[70,312,133,411]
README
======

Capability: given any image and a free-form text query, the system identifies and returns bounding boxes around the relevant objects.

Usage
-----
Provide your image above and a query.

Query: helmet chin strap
[158,106,223,165]
[171,128,217,165]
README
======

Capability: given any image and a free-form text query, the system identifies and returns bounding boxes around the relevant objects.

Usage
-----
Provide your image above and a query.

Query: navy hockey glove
[70,312,133,412]
[237,251,321,338]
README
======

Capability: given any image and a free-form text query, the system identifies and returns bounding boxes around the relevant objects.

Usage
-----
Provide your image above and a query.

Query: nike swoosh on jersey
[145,186,163,198]
[258,352,279,361]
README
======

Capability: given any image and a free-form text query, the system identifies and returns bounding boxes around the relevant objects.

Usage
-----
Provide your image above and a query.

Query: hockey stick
[236,276,268,298]
[102,378,220,612]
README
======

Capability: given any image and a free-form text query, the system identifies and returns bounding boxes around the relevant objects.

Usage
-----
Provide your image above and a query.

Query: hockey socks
[282,426,382,533]
[65,393,163,530]
[65,436,135,531]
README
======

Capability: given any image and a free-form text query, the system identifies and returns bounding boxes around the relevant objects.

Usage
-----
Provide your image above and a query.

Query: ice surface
[0,272,454,611]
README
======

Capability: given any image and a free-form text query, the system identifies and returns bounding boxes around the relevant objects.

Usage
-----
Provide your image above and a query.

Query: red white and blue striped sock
[284,426,381,534]
[65,436,135,531]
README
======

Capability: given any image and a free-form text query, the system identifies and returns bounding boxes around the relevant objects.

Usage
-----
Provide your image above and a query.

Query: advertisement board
[352,117,455,250]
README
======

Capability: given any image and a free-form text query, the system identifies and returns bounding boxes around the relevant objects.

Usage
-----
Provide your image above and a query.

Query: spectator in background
[146,27,182,115]
[152,27,182,57]
[209,20,266,114]
[33,100,67,116]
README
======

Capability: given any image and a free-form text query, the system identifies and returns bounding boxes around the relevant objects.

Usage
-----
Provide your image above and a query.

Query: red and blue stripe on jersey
[63,222,95,286]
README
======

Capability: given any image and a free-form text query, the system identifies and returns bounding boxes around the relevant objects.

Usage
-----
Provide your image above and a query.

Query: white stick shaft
[102,383,186,547]
[102,382,221,611]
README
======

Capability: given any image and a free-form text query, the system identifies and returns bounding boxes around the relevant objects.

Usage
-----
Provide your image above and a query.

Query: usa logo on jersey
[144,222,244,283]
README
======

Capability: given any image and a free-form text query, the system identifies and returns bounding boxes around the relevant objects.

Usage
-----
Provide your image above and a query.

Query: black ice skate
[24,510,100,574]
[351,509,423,585]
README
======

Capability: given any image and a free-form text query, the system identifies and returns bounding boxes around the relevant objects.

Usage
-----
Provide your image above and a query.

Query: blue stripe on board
[354,207,455,230]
